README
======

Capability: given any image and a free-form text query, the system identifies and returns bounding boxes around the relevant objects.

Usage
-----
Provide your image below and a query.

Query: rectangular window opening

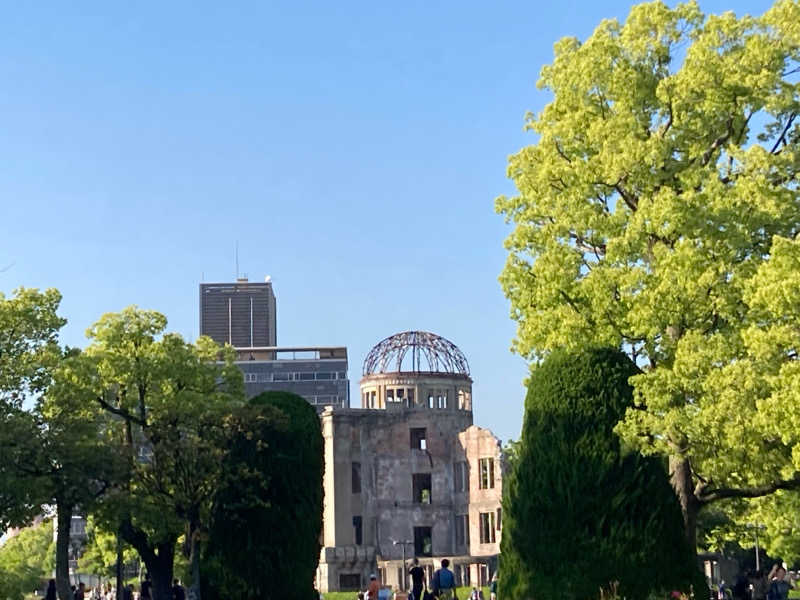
[455,514,469,547]
[479,512,496,544]
[412,473,432,504]
[414,526,432,557]
[352,462,361,494]
[453,461,468,493]
[353,515,363,545]
[410,428,427,450]
[479,457,495,490]
[339,574,362,591]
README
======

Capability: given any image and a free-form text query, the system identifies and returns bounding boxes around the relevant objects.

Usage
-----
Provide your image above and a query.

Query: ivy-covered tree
[500,348,702,600]
[202,392,324,600]
[497,0,800,547]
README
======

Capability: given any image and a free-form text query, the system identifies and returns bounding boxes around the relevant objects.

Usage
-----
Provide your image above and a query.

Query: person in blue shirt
[432,559,456,600]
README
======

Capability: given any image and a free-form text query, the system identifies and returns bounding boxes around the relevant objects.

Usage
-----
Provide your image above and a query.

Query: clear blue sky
[0,0,772,443]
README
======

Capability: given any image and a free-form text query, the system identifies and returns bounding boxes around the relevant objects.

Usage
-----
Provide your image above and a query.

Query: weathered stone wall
[316,373,503,593]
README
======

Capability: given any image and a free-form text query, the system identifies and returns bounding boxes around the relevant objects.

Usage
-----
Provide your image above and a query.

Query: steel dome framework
[362,331,470,376]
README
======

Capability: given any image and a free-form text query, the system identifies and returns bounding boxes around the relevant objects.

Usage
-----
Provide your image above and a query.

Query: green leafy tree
[0,290,122,600]
[202,392,324,600]
[78,517,138,580]
[0,288,64,528]
[500,348,701,600]
[0,519,54,600]
[497,0,800,547]
[67,307,244,600]
[0,288,64,407]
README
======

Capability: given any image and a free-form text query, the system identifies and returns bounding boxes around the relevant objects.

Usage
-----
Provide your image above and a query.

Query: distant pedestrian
[172,579,185,600]
[432,559,456,600]
[140,574,152,600]
[367,574,380,600]
[123,584,133,600]
[45,579,56,600]
[751,570,768,600]
[732,574,748,600]
[75,583,86,600]
[490,574,498,600]
[409,558,425,600]
[767,565,793,600]
[469,587,484,600]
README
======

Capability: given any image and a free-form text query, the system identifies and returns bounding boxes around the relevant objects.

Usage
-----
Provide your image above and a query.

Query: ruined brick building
[317,331,503,593]
[198,282,504,593]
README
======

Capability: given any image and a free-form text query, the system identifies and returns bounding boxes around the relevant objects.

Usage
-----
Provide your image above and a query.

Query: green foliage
[0,288,64,407]
[78,517,138,579]
[496,0,800,536]
[0,288,65,528]
[66,306,245,598]
[202,391,324,600]
[0,520,54,600]
[500,348,702,600]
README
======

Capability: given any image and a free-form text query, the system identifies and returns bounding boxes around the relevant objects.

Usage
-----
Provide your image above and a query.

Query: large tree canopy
[497,0,800,545]
[67,307,245,600]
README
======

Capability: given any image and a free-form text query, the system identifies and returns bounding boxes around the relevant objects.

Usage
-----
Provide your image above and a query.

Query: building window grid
[245,370,347,383]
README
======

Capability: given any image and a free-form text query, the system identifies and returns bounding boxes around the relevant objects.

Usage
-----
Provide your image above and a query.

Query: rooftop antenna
[235,241,239,280]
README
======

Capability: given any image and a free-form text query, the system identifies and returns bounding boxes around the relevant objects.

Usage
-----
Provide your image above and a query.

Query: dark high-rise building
[199,278,277,348]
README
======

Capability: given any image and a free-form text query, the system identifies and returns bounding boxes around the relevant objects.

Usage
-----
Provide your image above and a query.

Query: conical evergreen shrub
[500,348,702,599]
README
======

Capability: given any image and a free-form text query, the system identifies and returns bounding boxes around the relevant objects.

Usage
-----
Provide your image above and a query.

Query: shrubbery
[202,391,324,600]
[500,348,703,599]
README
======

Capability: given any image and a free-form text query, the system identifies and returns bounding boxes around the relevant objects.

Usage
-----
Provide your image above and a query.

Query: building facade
[317,332,503,593]
[235,346,349,410]
[199,277,277,348]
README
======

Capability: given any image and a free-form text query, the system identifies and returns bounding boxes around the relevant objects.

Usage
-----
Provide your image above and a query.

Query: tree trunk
[55,501,73,600]
[115,530,124,600]
[119,519,175,600]
[670,454,700,556]
[147,542,175,600]
[187,523,201,600]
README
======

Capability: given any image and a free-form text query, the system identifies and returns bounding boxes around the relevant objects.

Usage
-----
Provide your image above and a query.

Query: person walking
[432,559,456,600]
[409,558,425,600]
[751,570,768,600]
[140,574,152,600]
[367,574,380,600]
[171,579,186,600]
[45,579,57,600]
[489,573,498,600]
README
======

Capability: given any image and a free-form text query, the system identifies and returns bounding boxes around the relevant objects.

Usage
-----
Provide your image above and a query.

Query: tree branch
[697,473,800,504]
[770,113,796,155]
[558,289,595,328]
[95,394,147,428]
[555,142,572,164]
[702,127,732,166]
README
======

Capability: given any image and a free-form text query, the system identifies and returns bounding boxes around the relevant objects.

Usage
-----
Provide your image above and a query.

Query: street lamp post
[747,523,765,572]
[392,539,414,590]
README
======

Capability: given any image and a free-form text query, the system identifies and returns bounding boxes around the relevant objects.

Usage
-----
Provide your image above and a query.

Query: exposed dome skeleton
[362,331,470,376]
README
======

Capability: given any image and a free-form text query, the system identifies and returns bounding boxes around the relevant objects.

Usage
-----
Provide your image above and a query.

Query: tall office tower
[199,277,277,348]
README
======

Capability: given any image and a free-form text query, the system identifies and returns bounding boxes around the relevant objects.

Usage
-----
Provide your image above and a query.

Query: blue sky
[0,0,772,443]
